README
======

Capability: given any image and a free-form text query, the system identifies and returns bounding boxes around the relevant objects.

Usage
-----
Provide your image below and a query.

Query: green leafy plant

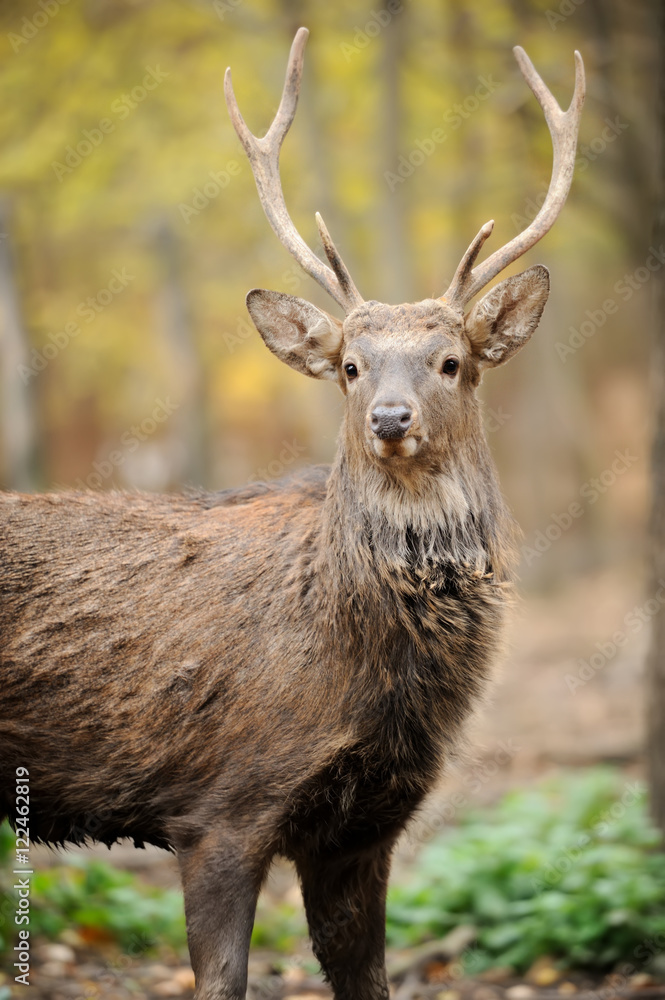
[0,825,12,866]
[2,769,664,975]
[386,769,665,972]
[27,859,186,954]
[252,899,307,953]
[0,822,16,953]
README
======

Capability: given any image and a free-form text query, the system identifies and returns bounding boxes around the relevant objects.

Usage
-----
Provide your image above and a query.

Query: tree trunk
[646,0,665,836]
[375,2,412,304]
[153,218,207,488]
[0,199,38,490]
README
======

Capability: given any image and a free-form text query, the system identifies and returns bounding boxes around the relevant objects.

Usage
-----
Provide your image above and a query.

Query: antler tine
[315,213,363,308]
[224,28,363,314]
[443,48,585,310]
[441,220,495,306]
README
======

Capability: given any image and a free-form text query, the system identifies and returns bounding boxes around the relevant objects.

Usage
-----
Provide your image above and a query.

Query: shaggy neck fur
[319,410,517,597]
[308,415,516,782]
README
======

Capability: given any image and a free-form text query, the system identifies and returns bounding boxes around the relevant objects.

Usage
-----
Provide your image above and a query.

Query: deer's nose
[370,405,414,440]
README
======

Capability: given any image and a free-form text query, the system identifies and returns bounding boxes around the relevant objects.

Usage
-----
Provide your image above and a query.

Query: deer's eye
[442,357,459,376]
[344,363,358,380]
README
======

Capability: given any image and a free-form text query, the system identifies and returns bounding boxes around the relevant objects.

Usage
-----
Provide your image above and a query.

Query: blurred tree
[0,200,38,489]
[152,217,207,487]
[375,0,412,303]
[646,0,665,836]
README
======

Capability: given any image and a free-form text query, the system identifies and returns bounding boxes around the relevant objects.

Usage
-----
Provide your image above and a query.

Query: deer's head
[226,29,584,471]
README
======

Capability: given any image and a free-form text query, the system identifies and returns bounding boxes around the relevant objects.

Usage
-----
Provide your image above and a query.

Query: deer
[0,27,584,1000]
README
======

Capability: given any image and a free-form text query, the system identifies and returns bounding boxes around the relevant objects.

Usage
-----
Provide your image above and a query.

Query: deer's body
[1,453,508,998]
[0,29,584,1000]
[0,424,510,853]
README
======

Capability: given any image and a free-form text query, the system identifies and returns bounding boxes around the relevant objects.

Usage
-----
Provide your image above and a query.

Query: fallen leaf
[426,960,452,983]
[478,967,513,984]
[505,986,536,1000]
[172,967,196,990]
[282,966,307,983]
[38,943,76,964]
[629,973,654,989]
[78,925,116,945]
[153,981,186,997]
[526,956,561,987]
[58,929,84,947]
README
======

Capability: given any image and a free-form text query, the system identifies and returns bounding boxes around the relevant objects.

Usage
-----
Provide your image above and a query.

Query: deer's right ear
[246,289,344,381]
[464,265,550,369]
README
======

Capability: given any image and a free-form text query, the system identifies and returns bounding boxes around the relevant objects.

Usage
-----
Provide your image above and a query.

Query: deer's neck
[319,434,515,594]
[312,435,513,775]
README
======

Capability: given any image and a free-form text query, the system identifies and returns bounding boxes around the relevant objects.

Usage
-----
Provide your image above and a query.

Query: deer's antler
[224,27,364,314]
[443,46,585,310]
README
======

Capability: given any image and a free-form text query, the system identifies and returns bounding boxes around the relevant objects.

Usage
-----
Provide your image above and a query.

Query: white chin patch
[371,437,419,459]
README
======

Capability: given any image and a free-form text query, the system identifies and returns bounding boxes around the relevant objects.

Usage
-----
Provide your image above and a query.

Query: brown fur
[0,267,549,1000]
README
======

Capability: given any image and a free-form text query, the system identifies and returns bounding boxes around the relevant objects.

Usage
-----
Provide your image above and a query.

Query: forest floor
[3,562,661,1000]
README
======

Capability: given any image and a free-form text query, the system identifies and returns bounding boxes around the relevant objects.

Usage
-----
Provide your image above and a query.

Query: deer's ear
[246,289,344,381]
[465,265,550,368]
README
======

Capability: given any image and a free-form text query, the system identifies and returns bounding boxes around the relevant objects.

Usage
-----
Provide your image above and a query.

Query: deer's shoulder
[198,464,331,511]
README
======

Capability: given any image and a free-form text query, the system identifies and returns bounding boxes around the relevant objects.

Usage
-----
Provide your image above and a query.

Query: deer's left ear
[246,289,344,381]
[465,265,550,368]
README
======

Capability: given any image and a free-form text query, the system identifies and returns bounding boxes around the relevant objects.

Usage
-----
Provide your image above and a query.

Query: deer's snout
[369,404,414,441]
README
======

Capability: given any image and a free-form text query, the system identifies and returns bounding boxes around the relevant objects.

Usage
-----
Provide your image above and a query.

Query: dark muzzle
[370,405,413,441]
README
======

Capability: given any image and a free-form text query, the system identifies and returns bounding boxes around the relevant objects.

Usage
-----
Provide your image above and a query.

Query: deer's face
[247,265,549,471]
[339,300,472,464]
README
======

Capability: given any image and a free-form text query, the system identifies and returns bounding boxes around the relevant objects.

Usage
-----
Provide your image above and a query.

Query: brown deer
[0,28,584,1000]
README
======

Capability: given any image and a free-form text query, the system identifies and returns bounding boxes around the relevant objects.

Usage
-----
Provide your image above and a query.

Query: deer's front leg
[296,844,393,1000]
[177,832,268,1000]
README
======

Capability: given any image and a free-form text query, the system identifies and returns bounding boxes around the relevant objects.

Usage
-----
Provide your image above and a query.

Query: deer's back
[0,469,342,847]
